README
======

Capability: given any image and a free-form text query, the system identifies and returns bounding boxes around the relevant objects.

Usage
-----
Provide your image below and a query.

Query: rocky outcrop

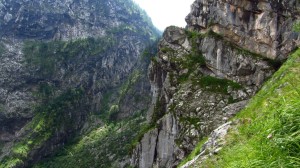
[0,0,159,167]
[186,0,300,60]
[180,122,233,168]
[131,114,179,167]
[131,0,300,167]
[131,25,275,168]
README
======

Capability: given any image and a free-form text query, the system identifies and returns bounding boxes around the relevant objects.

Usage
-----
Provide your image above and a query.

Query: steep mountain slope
[0,0,159,167]
[180,45,300,168]
[1,0,300,167]
[130,0,300,167]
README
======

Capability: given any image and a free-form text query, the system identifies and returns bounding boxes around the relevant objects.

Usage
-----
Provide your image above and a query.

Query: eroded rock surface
[186,0,300,60]
[0,0,159,167]
[131,0,300,167]
[180,122,233,168]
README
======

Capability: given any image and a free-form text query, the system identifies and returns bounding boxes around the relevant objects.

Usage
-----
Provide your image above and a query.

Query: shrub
[192,75,242,94]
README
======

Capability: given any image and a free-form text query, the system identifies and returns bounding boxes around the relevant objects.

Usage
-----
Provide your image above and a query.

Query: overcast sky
[133,0,195,31]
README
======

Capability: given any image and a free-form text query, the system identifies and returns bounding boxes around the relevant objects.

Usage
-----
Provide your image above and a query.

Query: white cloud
[133,0,195,31]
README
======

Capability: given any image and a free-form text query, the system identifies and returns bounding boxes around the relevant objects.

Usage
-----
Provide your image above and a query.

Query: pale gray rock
[186,0,300,60]
[222,100,249,120]
[132,113,179,168]
[180,122,233,168]
[132,129,159,168]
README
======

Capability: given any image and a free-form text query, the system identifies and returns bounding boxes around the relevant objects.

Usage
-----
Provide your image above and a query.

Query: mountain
[0,0,159,167]
[1,0,300,168]
[130,0,300,167]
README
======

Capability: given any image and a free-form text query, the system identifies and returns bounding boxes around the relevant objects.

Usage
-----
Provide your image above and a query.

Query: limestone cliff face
[0,0,159,167]
[186,0,300,60]
[131,0,300,167]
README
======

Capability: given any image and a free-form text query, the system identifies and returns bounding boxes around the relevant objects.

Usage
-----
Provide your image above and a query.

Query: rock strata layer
[186,0,300,60]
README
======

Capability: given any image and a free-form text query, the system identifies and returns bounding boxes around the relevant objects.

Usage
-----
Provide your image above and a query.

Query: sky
[133,0,195,31]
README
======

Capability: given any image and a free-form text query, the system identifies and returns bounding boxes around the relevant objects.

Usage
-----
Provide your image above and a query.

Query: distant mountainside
[0,0,159,167]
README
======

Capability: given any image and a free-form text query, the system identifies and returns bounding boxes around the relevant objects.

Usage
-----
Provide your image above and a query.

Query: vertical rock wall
[186,0,300,60]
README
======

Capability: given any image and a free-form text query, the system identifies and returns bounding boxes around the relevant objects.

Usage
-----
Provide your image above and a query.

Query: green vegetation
[153,30,208,85]
[225,40,282,70]
[185,29,282,70]
[186,52,206,67]
[119,70,141,101]
[0,0,160,167]
[168,30,207,83]
[99,70,142,121]
[194,48,300,167]
[185,29,200,40]
[34,66,149,166]
[194,76,242,94]
[151,96,166,125]
[186,30,206,67]
[31,67,150,167]
[0,104,4,113]
[179,117,201,127]
[208,30,283,70]
[108,24,138,35]
[98,91,113,121]
[23,37,115,77]
[176,52,206,83]
[1,88,84,168]
[112,0,160,40]
[130,123,157,150]
[0,42,5,56]
[293,21,300,32]
[185,29,223,41]
[141,39,159,63]
[33,114,147,168]
[161,47,174,54]
[35,82,56,102]
[178,137,208,167]
[178,72,242,94]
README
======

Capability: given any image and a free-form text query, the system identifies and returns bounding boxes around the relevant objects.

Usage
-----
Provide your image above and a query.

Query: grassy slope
[31,70,151,168]
[33,116,147,168]
[189,48,300,167]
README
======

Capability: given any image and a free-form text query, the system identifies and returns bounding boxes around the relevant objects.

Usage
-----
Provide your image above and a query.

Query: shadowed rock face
[186,0,300,60]
[131,0,300,167]
[0,0,159,167]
